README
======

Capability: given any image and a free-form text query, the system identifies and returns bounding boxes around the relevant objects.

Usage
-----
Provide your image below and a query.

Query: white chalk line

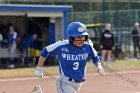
[0,70,140,82]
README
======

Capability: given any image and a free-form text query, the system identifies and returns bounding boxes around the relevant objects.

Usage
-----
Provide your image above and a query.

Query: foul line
[0,70,140,82]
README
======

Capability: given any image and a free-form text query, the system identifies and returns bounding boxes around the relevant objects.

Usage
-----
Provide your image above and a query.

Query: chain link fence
[68,9,140,58]
[0,0,140,59]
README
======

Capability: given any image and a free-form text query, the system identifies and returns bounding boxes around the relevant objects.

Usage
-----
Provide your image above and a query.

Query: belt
[68,77,85,83]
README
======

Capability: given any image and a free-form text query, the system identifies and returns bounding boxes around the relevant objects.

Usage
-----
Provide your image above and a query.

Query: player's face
[73,36,85,47]
[105,25,111,31]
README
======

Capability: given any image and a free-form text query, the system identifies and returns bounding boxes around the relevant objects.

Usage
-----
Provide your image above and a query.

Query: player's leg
[101,49,107,64]
[104,50,112,69]
[134,43,137,57]
[106,50,112,62]
[10,44,17,64]
[7,44,16,68]
[73,83,82,93]
[56,77,76,93]
[137,42,140,55]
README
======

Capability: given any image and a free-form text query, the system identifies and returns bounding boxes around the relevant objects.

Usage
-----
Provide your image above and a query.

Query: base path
[0,71,140,93]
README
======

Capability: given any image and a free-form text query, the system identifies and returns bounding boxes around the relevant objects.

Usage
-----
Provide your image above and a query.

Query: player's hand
[97,67,105,76]
[96,64,105,76]
[34,67,44,78]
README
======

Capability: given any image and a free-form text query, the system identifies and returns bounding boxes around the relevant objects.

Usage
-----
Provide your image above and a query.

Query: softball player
[100,24,115,66]
[34,22,105,93]
[7,25,17,68]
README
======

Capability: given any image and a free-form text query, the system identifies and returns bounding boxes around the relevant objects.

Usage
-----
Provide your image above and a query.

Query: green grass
[0,59,139,78]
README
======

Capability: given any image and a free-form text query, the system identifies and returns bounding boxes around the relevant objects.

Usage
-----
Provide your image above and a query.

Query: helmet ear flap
[69,36,75,43]
[85,35,89,41]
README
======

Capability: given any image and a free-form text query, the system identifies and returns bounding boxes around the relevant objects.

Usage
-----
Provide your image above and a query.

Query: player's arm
[36,47,48,67]
[34,41,61,78]
[95,61,105,76]
[88,44,105,76]
[111,33,115,50]
[100,33,104,49]
[34,47,48,78]
[36,56,46,67]
[91,56,105,76]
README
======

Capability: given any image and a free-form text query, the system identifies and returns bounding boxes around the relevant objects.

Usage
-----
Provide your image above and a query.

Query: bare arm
[34,56,46,78]
[36,56,46,67]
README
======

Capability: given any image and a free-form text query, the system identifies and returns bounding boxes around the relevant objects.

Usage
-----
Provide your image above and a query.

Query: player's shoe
[31,85,44,93]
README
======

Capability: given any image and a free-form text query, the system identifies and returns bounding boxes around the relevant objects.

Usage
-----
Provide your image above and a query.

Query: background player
[100,24,115,66]
[34,22,105,93]
[7,25,17,68]
[131,22,140,57]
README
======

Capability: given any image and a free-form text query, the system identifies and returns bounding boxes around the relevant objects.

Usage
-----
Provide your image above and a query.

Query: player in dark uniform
[132,22,140,57]
[100,24,115,66]
[34,22,105,93]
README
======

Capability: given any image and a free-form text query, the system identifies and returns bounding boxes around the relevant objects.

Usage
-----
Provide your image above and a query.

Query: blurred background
[0,0,140,68]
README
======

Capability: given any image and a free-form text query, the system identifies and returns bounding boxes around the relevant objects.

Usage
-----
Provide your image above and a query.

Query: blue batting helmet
[67,22,89,37]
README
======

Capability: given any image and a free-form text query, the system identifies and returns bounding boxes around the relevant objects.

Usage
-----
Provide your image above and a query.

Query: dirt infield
[0,71,140,93]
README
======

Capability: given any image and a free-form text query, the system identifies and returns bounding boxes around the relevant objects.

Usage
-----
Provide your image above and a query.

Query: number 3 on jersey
[73,62,79,70]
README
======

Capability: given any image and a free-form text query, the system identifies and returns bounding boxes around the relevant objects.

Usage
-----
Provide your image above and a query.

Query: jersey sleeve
[100,32,104,45]
[40,41,60,57]
[40,47,49,58]
[40,40,68,58]
[90,47,101,64]
[88,40,101,64]
[111,33,115,47]
[40,46,59,58]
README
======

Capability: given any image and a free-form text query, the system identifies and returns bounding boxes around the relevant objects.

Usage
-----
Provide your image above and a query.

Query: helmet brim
[68,32,89,37]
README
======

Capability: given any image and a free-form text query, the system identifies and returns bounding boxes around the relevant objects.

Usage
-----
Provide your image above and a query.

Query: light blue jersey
[41,39,100,81]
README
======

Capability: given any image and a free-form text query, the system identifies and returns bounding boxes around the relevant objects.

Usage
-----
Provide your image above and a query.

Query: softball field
[0,60,140,93]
